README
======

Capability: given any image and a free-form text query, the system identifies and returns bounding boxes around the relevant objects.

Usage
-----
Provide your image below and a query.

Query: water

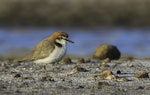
[0,27,150,57]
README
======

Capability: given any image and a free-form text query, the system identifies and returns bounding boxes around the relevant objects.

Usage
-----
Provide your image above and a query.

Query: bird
[19,31,74,64]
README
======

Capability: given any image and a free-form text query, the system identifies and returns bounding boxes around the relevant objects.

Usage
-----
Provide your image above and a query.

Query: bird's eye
[57,38,61,40]
[57,36,62,40]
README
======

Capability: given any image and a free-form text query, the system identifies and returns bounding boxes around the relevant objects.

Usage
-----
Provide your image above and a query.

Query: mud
[0,59,149,95]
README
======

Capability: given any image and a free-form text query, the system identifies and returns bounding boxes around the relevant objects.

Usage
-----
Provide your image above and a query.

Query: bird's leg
[55,60,59,65]
[43,65,46,70]
[43,65,49,77]
[43,65,47,74]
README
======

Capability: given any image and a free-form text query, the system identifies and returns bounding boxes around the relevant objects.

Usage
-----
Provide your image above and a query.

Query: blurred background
[0,0,150,58]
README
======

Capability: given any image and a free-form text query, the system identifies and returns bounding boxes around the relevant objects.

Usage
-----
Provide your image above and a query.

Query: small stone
[77,58,85,64]
[136,86,144,90]
[67,66,88,75]
[61,57,72,64]
[134,72,149,78]
[118,88,127,92]
[91,75,97,81]
[128,64,134,67]
[74,66,88,72]
[96,82,110,89]
[41,76,54,82]
[105,75,115,80]
[24,76,34,80]
[67,70,77,75]
[14,73,22,78]
[116,70,121,74]
[99,70,116,80]
[116,78,126,82]
[103,58,111,63]
[77,85,85,89]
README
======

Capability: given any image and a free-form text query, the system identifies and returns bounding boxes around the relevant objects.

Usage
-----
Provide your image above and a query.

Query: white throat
[56,39,67,46]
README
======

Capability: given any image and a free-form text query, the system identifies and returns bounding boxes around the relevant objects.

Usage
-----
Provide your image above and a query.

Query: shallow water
[0,27,150,57]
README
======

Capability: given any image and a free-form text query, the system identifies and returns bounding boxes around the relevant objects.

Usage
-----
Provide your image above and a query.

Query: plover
[20,31,74,64]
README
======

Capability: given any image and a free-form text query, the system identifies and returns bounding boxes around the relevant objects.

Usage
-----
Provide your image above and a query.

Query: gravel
[0,59,150,95]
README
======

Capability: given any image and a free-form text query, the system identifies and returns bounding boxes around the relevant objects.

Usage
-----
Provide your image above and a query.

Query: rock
[97,82,109,86]
[74,66,88,72]
[96,82,110,89]
[67,66,88,75]
[116,70,121,74]
[134,72,149,78]
[93,44,121,60]
[77,85,85,89]
[41,75,54,82]
[102,58,111,67]
[136,86,145,90]
[116,78,126,82]
[14,73,22,78]
[77,58,85,64]
[103,58,111,63]
[61,57,72,64]
[99,70,116,80]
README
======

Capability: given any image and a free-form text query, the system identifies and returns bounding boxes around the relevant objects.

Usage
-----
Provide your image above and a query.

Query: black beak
[65,38,74,43]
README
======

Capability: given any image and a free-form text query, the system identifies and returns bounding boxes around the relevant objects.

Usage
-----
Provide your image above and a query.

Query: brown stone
[103,58,111,63]
[116,78,126,82]
[74,66,88,72]
[134,72,149,78]
[77,58,85,64]
[99,70,116,80]
[61,57,72,64]
[93,44,121,60]
[96,82,110,89]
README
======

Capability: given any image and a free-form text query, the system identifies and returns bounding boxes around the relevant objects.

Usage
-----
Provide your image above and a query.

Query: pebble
[61,57,72,64]
[99,70,116,80]
[134,72,149,78]
[0,59,149,95]
[77,58,85,64]
[14,73,22,78]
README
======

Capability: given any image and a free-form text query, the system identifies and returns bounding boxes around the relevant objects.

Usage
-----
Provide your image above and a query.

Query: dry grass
[0,0,150,27]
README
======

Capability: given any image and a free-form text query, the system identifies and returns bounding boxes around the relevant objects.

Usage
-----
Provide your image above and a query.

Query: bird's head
[50,31,74,46]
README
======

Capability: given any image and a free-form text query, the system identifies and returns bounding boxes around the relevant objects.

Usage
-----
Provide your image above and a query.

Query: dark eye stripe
[57,38,61,40]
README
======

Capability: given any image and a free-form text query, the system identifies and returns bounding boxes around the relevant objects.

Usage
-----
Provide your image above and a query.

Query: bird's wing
[21,38,55,61]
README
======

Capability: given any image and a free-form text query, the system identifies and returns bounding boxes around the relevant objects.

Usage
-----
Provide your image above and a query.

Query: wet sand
[0,59,149,95]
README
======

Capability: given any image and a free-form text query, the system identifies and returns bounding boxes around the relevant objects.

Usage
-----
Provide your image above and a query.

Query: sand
[0,59,149,95]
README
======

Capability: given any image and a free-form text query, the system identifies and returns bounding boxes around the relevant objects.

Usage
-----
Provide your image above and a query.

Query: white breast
[34,45,67,64]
